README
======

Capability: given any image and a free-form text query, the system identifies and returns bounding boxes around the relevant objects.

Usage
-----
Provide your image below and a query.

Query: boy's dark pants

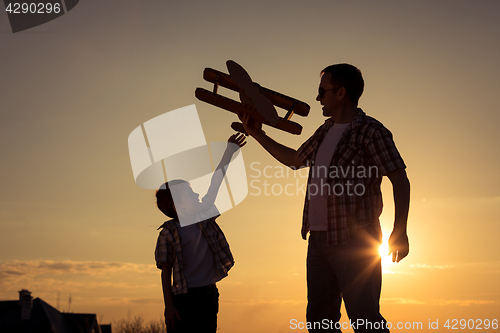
[169,284,219,333]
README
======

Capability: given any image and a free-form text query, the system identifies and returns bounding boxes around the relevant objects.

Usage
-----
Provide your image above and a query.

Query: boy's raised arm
[203,133,246,206]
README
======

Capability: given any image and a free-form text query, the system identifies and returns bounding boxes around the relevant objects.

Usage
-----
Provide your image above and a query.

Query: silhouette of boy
[155,133,246,333]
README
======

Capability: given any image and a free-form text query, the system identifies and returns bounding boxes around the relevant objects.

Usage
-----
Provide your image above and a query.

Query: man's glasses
[318,86,341,98]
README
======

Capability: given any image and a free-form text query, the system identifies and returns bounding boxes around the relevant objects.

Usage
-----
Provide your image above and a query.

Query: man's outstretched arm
[239,113,304,169]
[387,168,411,262]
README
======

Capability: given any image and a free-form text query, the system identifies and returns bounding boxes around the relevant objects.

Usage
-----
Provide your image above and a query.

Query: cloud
[407,261,500,273]
[222,299,306,306]
[0,260,159,302]
[434,299,496,306]
[0,270,24,277]
[130,298,163,304]
[419,196,500,204]
[92,297,163,305]
[223,280,242,285]
[409,263,454,270]
[223,297,496,308]
[0,260,156,277]
[383,297,497,307]
[381,298,426,305]
[382,268,413,275]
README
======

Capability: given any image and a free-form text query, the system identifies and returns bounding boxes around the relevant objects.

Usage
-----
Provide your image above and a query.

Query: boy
[155,133,246,333]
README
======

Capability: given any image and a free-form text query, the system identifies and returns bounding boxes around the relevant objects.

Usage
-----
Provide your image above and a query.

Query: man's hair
[155,179,187,219]
[321,64,364,104]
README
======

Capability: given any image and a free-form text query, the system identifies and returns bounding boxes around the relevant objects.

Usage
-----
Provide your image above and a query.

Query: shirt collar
[324,108,365,128]
[157,218,177,230]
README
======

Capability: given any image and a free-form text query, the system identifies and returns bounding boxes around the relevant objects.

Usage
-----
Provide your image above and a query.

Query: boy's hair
[321,63,364,104]
[155,180,188,219]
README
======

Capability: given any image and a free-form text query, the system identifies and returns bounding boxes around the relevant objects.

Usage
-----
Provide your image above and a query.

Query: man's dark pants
[306,226,390,332]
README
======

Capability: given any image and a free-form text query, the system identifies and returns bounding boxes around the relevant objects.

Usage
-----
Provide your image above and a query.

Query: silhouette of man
[240,64,410,332]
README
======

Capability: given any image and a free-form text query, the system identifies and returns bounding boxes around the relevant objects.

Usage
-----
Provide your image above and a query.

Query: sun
[379,236,394,267]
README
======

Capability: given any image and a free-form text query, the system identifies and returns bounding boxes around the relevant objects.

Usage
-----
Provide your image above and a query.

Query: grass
[112,316,166,333]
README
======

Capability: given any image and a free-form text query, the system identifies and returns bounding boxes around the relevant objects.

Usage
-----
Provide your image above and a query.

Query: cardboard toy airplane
[195,60,310,135]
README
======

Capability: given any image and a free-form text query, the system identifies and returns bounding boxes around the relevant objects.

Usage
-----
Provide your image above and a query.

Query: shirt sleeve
[297,124,326,166]
[364,125,406,176]
[297,121,332,166]
[297,135,315,165]
[154,231,174,269]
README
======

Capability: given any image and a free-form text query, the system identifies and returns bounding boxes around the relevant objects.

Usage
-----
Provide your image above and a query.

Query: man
[239,63,410,332]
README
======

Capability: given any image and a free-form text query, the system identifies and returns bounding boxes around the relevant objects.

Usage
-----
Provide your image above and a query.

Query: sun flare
[379,237,394,267]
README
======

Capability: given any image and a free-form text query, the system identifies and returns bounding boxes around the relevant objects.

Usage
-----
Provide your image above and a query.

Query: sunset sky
[1,1,499,332]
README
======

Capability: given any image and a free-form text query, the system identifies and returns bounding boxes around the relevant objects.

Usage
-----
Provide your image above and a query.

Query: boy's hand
[227,133,247,150]
[164,306,181,330]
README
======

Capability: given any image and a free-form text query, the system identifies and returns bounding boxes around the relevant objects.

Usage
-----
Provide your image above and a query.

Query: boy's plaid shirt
[297,109,406,245]
[155,217,234,295]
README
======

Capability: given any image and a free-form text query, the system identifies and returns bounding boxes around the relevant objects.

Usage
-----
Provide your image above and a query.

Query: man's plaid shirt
[297,109,406,245]
[155,217,234,295]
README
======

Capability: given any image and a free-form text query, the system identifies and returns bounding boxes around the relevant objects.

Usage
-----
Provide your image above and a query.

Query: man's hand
[238,112,263,138]
[164,306,181,331]
[388,231,409,263]
[386,168,410,263]
[237,112,304,169]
